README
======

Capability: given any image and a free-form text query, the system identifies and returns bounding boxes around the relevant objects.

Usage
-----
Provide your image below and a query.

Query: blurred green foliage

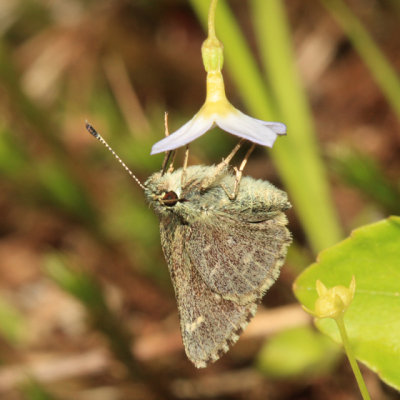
[20,381,58,400]
[257,326,340,379]
[0,299,26,345]
[321,0,400,120]
[44,253,141,379]
[330,149,400,215]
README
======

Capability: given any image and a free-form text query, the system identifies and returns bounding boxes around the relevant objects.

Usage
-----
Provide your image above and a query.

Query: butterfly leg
[161,112,177,175]
[180,144,190,186]
[200,139,244,191]
[227,143,256,200]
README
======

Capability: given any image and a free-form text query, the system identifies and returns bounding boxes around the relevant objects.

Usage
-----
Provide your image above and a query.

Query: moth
[86,122,292,368]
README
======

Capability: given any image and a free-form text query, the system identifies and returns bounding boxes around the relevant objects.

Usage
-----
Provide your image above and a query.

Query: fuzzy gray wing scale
[160,220,257,368]
[218,175,291,223]
[187,214,291,305]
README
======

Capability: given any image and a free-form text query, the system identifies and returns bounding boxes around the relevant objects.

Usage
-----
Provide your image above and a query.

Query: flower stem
[335,316,371,400]
[202,0,223,72]
[208,0,218,39]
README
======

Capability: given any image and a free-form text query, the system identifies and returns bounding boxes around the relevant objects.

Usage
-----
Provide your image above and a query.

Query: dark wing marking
[160,220,257,368]
[186,213,291,305]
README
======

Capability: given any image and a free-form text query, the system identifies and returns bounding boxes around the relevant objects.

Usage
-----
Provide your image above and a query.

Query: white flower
[151,71,286,155]
[151,0,286,155]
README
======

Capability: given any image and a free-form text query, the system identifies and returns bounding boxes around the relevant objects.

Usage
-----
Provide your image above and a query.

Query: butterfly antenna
[85,122,146,190]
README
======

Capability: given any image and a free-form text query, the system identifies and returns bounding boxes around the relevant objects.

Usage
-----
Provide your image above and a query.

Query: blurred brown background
[0,0,399,399]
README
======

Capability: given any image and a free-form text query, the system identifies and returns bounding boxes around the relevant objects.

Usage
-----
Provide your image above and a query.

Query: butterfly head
[144,170,188,217]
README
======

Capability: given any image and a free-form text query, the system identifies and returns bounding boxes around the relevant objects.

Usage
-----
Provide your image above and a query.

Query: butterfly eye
[161,191,179,207]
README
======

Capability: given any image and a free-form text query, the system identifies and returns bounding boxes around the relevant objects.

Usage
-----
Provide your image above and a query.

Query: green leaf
[293,216,400,390]
[257,326,340,379]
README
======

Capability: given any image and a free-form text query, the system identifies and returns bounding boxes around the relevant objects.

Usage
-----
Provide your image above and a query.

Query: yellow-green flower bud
[314,277,356,319]
[302,276,356,320]
[202,37,224,72]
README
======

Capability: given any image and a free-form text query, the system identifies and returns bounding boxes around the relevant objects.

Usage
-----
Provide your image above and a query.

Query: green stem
[335,316,371,400]
[208,0,218,39]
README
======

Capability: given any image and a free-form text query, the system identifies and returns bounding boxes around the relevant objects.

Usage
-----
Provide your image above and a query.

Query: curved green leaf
[293,216,400,390]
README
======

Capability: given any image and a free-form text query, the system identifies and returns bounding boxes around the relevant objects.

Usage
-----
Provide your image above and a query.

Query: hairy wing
[217,174,291,222]
[160,219,257,368]
[186,213,291,305]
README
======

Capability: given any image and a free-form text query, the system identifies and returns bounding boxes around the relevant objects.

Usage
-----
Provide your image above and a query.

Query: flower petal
[216,110,281,147]
[150,114,214,154]
[261,121,287,135]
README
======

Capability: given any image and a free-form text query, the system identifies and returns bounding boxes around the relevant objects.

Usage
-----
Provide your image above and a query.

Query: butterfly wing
[157,171,291,368]
[160,218,257,368]
[186,213,291,306]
